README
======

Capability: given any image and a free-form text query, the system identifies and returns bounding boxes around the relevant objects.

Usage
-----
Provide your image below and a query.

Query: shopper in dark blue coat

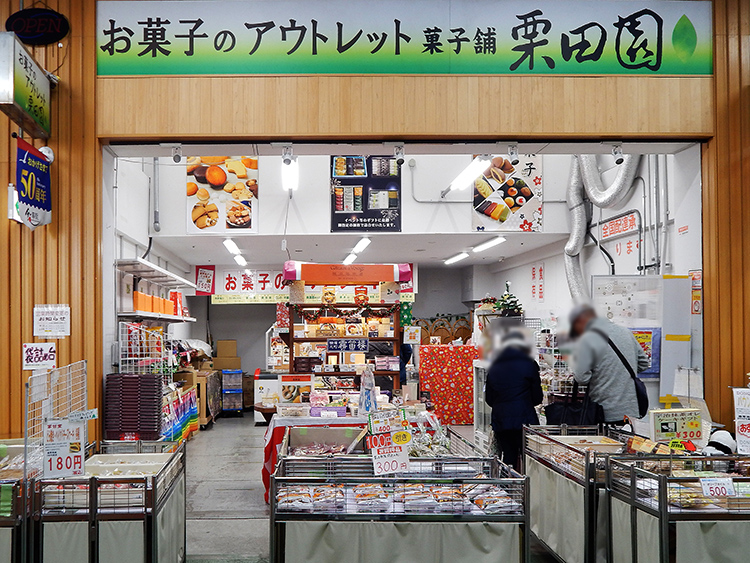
[485,331,543,470]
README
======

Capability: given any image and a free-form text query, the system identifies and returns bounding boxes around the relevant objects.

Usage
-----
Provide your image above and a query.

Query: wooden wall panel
[0,0,101,439]
[97,74,714,141]
[702,0,750,429]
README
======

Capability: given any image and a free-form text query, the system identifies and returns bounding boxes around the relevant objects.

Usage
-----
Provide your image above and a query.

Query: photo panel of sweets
[330,155,402,233]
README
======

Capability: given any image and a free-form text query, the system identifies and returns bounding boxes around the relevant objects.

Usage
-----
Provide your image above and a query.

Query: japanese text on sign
[16,138,52,231]
[96,1,712,76]
[700,478,735,498]
[367,429,412,475]
[368,408,407,434]
[601,212,639,240]
[328,338,369,353]
[195,265,215,295]
[733,388,750,455]
[22,342,56,370]
[651,409,701,442]
[44,420,85,478]
[33,304,70,337]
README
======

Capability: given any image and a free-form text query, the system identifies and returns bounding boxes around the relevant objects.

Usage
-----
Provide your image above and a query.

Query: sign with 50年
[96,0,712,76]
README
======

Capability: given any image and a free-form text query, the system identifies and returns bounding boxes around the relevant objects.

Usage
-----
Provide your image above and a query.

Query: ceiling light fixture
[472,236,507,253]
[281,145,299,192]
[508,144,519,165]
[612,144,624,165]
[234,255,248,267]
[352,237,371,254]
[441,154,492,198]
[343,253,357,265]
[444,252,469,265]
[223,239,241,255]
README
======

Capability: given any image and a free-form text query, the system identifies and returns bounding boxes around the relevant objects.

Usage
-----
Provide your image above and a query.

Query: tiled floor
[184,415,557,562]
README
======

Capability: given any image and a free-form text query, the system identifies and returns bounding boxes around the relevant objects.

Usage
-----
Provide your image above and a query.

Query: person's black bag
[591,328,649,418]
[545,380,605,425]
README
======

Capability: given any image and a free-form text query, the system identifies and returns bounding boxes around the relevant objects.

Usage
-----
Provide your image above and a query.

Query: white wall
[411,267,470,319]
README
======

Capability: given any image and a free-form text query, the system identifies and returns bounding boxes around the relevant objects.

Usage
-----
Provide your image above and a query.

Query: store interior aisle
[185,416,270,563]
[183,415,556,563]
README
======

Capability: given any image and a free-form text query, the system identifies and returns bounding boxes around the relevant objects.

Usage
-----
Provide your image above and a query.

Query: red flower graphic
[520,219,533,232]
[533,176,542,186]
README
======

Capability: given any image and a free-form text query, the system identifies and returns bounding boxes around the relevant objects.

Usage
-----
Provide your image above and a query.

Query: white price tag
[368,409,406,435]
[700,477,735,498]
[367,430,412,475]
[44,420,85,478]
[320,410,339,418]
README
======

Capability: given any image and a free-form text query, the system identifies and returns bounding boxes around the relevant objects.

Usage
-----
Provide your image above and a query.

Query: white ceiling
[152,232,568,270]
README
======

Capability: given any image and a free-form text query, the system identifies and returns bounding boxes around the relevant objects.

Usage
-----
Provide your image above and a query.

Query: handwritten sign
[651,408,701,442]
[44,420,85,478]
[195,265,215,295]
[327,338,369,352]
[22,342,56,370]
[700,477,735,498]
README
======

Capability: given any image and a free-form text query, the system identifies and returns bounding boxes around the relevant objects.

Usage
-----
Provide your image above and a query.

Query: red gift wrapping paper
[419,345,479,425]
[276,303,290,328]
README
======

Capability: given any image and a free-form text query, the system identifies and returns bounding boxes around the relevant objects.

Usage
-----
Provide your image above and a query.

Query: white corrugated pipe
[564,154,642,301]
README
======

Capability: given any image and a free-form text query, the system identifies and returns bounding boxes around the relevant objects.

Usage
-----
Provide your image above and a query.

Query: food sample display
[186,155,259,233]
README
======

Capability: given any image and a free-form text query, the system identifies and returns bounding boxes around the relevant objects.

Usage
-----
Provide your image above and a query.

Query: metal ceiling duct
[564,154,642,301]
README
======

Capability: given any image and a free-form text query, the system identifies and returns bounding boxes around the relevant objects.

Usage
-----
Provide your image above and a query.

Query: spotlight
[172,146,182,163]
[282,145,293,166]
[612,144,624,165]
[394,145,405,166]
[508,144,519,166]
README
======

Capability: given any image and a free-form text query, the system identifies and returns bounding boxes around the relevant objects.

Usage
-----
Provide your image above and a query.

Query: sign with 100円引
[96,1,712,76]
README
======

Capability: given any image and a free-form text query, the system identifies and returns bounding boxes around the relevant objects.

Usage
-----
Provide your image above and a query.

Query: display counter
[29,446,186,563]
[523,425,638,563]
[608,455,750,563]
[270,455,528,563]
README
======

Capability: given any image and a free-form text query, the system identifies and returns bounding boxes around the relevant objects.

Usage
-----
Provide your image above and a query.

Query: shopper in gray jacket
[569,304,649,424]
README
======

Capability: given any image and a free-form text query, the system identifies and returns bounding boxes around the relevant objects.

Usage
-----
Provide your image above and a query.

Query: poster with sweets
[186,156,259,234]
[330,155,401,233]
[472,154,543,232]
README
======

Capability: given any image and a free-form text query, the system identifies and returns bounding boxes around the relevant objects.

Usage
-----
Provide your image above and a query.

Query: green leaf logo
[672,15,697,62]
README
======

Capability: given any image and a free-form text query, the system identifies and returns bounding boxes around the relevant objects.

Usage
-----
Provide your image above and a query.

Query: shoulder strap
[590,327,637,380]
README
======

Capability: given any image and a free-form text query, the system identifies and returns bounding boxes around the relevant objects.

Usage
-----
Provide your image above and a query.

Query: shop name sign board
[96,1,712,77]
[211,269,288,304]
[327,338,369,353]
[0,32,50,138]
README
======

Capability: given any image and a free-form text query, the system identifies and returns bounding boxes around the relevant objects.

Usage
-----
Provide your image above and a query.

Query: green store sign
[97,0,712,76]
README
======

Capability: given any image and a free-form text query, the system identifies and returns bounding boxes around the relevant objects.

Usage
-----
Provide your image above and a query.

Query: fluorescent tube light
[223,239,241,255]
[449,155,491,191]
[343,253,357,265]
[234,255,248,267]
[281,156,299,191]
[472,236,507,253]
[352,237,371,254]
[444,252,469,265]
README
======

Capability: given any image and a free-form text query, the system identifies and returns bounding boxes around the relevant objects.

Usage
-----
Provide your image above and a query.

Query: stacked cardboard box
[213,340,241,371]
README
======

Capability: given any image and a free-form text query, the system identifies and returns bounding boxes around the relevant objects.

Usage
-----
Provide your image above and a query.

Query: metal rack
[271,454,529,563]
[30,445,186,563]
[523,425,639,563]
[118,321,175,386]
[607,455,750,563]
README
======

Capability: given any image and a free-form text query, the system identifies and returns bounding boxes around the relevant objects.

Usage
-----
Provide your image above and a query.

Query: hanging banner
[16,137,51,231]
[331,155,401,232]
[195,265,215,295]
[211,269,288,303]
[472,154,542,232]
[187,156,259,234]
[96,1,713,76]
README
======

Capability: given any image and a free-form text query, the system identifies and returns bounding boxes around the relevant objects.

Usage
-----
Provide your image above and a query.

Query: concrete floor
[184,415,557,563]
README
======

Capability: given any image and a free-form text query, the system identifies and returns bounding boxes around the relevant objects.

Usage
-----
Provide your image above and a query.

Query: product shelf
[116,258,197,289]
[118,311,197,323]
[292,336,398,342]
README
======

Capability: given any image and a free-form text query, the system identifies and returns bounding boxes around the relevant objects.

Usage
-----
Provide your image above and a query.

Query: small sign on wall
[33,304,70,337]
[23,342,56,370]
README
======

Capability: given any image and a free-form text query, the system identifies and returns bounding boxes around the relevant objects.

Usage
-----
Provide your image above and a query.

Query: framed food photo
[472,154,543,232]
[186,156,259,234]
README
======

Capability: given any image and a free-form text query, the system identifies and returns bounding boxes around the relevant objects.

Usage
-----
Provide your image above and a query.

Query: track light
[612,144,624,165]
[472,236,507,253]
[352,237,371,254]
[223,239,241,255]
[444,252,469,265]
[508,144,519,166]
[343,253,357,265]
[394,145,405,166]
[234,255,247,267]
[441,155,492,198]
[281,146,299,192]
[172,146,182,163]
